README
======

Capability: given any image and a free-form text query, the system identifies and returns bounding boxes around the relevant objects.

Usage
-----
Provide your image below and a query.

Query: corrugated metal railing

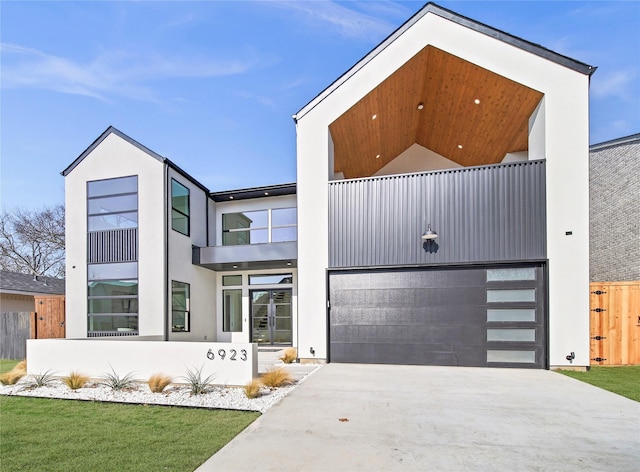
[87,331,138,337]
[329,160,546,267]
[88,228,137,263]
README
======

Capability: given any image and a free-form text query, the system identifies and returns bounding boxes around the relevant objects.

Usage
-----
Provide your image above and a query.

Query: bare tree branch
[0,205,65,277]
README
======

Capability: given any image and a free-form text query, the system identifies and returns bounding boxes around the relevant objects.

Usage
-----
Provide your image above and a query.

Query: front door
[251,289,292,345]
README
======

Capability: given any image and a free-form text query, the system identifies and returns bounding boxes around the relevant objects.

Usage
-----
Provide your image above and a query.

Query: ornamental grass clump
[100,367,137,391]
[260,367,293,388]
[243,379,262,399]
[23,370,56,390]
[182,366,215,395]
[279,347,297,364]
[0,360,27,385]
[62,371,89,390]
[148,373,173,393]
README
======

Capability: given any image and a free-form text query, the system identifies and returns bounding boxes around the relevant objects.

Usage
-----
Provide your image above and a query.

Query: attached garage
[328,264,546,368]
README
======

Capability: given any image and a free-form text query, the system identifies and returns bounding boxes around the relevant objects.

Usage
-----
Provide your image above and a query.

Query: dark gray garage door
[328,264,546,368]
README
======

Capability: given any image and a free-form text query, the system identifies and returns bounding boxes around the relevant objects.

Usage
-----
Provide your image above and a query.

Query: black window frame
[171,179,190,236]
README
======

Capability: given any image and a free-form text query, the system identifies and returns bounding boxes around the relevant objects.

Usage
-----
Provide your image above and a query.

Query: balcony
[193,241,297,271]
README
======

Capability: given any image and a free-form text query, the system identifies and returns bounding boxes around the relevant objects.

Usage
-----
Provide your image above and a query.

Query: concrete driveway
[198,364,639,471]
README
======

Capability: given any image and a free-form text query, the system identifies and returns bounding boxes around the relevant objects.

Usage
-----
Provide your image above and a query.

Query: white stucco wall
[213,195,298,345]
[296,12,590,366]
[167,169,217,342]
[65,133,166,338]
[374,143,463,176]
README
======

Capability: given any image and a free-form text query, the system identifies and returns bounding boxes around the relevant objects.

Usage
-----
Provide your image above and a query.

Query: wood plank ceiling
[329,46,544,179]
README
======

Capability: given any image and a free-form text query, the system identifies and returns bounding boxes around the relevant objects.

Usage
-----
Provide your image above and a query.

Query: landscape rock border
[0,365,322,413]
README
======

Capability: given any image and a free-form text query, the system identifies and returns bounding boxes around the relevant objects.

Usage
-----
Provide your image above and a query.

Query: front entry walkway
[198,364,639,471]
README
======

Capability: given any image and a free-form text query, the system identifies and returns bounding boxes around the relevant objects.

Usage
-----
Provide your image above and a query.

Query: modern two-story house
[62,3,595,369]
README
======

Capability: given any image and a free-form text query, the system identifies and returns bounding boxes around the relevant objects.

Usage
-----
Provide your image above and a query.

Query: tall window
[87,262,138,335]
[223,289,242,332]
[87,175,138,231]
[87,176,139,336]
[171,179,190,235]
[222,208,296,246]
[172,281,190,332]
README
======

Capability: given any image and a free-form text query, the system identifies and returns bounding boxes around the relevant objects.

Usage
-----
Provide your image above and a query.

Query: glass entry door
[251,289,292,345]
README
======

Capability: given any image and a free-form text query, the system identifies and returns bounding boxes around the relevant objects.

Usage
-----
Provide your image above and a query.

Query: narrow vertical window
[223,289,242,332]
[172,281,190,332]
[171,179,190,235]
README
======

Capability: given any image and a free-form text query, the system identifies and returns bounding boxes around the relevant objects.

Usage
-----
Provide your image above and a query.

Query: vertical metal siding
[88,228,138,263]
[328,161,546,267]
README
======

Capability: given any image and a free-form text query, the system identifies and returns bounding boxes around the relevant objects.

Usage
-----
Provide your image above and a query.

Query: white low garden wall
[26,339,258,386]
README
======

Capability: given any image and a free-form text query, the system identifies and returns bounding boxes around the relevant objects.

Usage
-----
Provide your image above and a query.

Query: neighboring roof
[210,183,296,202]
[60,126,210,194]
[294,2,596,121]
[0,270,65,296]
[590,133,640,152]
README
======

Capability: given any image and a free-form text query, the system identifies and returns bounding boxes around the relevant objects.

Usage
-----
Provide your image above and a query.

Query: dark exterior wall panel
[329,161,546,268]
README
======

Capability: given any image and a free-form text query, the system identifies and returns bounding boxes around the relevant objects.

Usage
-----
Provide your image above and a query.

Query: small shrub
[182,366,215,395]
[243,379,262,399]
[148,373,173,393]
[0,360,27,385]
[62,371,89,390]
[100,367,137,391]
[23,370,56,389]
[279,347,297,364]
[261,367,293,388]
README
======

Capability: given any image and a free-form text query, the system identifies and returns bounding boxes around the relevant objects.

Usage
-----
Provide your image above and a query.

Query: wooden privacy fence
[1,296,65,360]
[590,282,640,365]
[0,312,31,359]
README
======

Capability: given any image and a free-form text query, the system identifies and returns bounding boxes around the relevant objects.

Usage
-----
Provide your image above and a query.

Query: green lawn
[556,365,640,402]
[0,358,21,374]
[0,396,259,471]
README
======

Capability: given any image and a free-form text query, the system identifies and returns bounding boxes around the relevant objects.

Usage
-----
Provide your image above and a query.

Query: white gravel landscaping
[0,365,322,413]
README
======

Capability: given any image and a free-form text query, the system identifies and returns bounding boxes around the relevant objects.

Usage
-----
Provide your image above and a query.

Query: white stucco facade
[60,3,593,370]
[65,133,166,338]
[295,10,591,367]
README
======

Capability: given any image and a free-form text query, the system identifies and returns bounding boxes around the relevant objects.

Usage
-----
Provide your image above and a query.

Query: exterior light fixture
[474,99,480,105]
[229,196,234,200]
[375,154,381,159]
[421,224,438,241]
[372,114,377,120]
[417,102,424,110]
[264,192,269,196]
[458,144,463,149]
[232,265,238,269]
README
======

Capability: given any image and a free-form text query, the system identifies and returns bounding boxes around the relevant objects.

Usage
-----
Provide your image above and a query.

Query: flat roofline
[210,183,296,202]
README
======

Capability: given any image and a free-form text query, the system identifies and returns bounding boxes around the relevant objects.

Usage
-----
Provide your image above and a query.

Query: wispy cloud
[267,0,394,41]
[0,43,259,102]
[591,69,638,100]
[234,90,278,108]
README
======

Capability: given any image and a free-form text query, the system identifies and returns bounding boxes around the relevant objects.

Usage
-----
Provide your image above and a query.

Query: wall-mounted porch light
[421,224,438,241]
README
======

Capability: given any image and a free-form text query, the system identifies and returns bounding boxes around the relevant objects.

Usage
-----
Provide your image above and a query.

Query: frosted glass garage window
[487,267,536,281]
[487,289,535,303]
[487,309,536,322]
[487,350,535,363]
[487,329,536,342]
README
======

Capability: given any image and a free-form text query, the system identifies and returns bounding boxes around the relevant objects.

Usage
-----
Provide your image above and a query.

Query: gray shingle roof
[0,270,65,296]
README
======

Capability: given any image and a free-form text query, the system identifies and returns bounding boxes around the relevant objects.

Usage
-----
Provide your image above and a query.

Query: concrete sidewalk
[197,364,639,471]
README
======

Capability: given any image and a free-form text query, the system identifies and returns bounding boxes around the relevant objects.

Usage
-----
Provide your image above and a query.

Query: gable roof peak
[60,126,165,177]
[293,1,595,122]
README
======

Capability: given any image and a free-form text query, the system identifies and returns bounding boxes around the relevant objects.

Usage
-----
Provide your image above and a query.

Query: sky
[1,0,639,210]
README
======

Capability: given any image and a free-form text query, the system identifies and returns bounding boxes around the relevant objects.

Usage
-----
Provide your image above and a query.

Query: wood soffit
[329,46,544,179]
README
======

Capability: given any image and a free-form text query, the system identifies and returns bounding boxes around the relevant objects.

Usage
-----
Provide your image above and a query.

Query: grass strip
[0,359,21,374]
[556,365,640,402]
[0,396,259,471]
